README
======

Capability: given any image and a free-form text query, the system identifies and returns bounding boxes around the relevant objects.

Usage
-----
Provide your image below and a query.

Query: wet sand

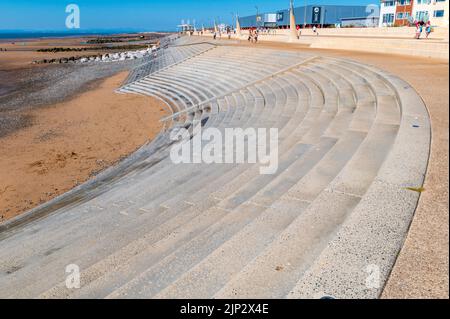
[0,37,108,70]
[0,34,163,70]
[0,37,153,138]
[0,71,167,222]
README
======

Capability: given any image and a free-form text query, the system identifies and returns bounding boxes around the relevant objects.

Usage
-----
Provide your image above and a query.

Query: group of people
[415,20,432,39]
[255,28,277,35]
[295,25,319,39]
[210,24,323,43]
[247,29,259,43]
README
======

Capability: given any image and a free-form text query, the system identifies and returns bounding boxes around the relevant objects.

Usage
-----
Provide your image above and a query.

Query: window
[384,1,395,6]
[397,12,411,19]
[435,0,446,2]
[433,10,445,18]
[383,13,395,24]
[415,11,429,21]
[398,0,411,5]
[416,0,431,4]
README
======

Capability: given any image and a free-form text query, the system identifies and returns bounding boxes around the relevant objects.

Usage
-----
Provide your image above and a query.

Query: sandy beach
[0,71,167,222]
[0,34,168,222]
[0,35,164,136]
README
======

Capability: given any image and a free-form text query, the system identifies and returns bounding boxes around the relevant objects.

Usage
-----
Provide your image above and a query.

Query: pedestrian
[296,25,301,39]
[248,29,253,42]
[254,29,258,43]
[425,21,432,39]
[213,31,217,40]
[415,23,422,39]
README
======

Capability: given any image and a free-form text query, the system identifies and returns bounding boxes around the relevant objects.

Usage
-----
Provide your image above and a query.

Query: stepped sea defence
[0,36,436,299]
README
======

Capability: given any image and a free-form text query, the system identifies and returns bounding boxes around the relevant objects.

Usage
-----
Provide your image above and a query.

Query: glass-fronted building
[238,5,378,28]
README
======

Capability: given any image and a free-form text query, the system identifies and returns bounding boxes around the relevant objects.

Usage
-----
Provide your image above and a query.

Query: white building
[412,0,449,26]
[379,0,397,27]
[379,0,449,27]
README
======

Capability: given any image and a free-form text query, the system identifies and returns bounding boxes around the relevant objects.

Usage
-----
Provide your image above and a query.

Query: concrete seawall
[200,26,449,60]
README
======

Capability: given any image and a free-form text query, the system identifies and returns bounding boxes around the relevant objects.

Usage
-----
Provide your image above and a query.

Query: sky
[0,0,374,32]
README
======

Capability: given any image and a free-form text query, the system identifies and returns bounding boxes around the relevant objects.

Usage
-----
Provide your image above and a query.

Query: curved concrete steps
[0,42,430,299]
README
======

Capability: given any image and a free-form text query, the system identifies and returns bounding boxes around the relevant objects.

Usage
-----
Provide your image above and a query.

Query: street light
[255,6,259,29]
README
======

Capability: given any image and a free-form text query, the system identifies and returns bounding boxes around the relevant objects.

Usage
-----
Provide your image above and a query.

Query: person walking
[425,21,432,39]
[296,25,301,39]
[254,29,259,43]
[415,23,422,39]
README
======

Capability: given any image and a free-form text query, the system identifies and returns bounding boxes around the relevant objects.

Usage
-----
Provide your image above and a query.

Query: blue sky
[0,0,374,31]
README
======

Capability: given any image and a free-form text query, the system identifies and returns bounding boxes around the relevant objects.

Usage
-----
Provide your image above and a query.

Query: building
[379,1,397,26]
[238,5,379,29]
[379,0,449,27]
[412,0,449,26]
[395,0,414,26]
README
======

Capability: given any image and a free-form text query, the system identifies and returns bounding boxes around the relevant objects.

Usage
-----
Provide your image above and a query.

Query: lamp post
[255,6,259,29]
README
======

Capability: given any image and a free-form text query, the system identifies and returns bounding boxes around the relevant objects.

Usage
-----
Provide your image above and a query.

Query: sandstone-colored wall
[200,26,449,60]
